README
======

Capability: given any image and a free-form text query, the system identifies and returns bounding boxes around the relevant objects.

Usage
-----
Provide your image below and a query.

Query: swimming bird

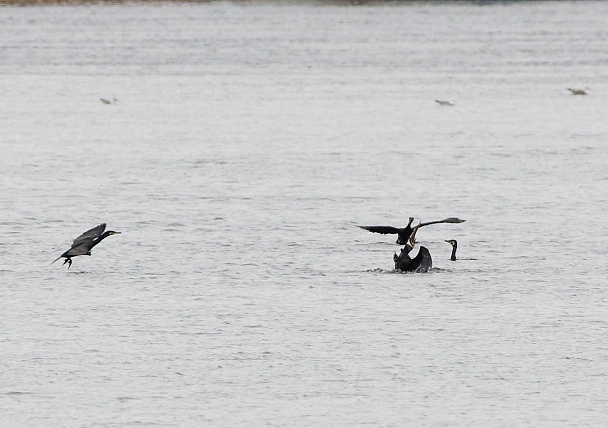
[51,223,121,269]
[435,98,456,106]
[359,217,465,245]
[393,226,432,272]
[445,239,458,261]
[567,87,590,95]
[394,245,432,273]
[444,239,477,261]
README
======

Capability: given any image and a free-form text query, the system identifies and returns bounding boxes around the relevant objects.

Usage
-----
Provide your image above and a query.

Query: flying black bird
[393,226,432,272]
[359,217,414,245]
[51,223,121,269]
[358,217,465,245]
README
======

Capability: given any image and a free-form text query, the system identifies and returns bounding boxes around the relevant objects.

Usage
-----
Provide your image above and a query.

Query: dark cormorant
[51,223,121,269]
[393,222,432,272]
[393,243,432,273]
[444,239,477,261]
[445,239,458,261]
[359,217,465,245]
[358,217,415,245]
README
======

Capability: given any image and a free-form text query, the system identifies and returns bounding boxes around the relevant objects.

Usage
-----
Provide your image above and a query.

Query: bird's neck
[451,244,457,261]
[90,231,111,248]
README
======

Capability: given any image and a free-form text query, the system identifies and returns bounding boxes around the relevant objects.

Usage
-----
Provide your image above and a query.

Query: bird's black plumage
[358,217,415,245]
[392,224,432,272]
[393,244,433,273]
[359,217,465,245]
[51,223,121,269]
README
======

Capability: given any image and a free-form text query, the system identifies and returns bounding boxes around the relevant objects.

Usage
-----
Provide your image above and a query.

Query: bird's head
[407,217,414,225]
[393,252,402,269]
[444,239,457,247]
[107,231,121,236]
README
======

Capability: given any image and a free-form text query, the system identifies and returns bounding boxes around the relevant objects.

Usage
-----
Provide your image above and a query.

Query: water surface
[1,2,608,426]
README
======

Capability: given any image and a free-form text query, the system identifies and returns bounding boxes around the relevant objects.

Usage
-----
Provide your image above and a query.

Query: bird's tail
[50,256,62,265]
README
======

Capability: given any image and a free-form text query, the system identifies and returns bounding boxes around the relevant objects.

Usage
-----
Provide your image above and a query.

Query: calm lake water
[1,1,608,426]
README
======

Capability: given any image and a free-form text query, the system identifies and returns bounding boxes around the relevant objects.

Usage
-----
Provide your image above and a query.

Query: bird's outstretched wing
[418,217,465,228]
[72,223,106,247]
[358,225,401,235]
[416,247,433,272]
[408,218,465,247]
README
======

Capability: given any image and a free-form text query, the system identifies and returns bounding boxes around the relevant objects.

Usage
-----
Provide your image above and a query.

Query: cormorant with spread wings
[52,223,121,269]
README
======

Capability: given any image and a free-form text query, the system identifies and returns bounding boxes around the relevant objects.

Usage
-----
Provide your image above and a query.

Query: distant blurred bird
[435,98,456,106]
[100,98,112,104]
[567,87,590,95]
[51,223,121,269]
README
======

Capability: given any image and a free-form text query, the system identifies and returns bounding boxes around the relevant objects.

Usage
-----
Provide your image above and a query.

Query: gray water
[1,1,608,426]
